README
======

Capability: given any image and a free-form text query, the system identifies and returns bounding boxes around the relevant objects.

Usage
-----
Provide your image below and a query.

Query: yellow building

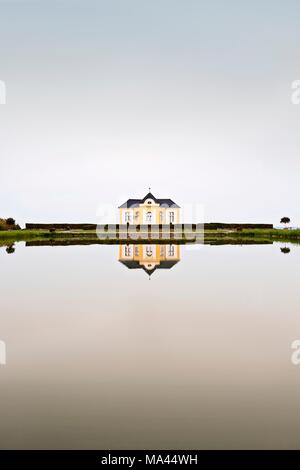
[119,244,180,276]
[119,192,180,225]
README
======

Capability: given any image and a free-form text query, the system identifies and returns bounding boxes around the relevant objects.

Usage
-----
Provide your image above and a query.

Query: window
[159,211,164,223]
[146,211,152,223]
[134,246,139,256]
[124,245,132,257]
[134,211,139,221]
[146,246,153,257]
[169,211,175,223]
[168,245,175,256]
[125,211,131,223]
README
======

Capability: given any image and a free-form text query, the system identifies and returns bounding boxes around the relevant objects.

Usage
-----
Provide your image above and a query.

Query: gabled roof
[142,191,156,201]
[119,192,180,208]
[118,199,141,208]
[119,259,179,275]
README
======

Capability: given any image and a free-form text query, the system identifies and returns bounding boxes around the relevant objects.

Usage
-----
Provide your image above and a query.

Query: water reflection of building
[119,244,180,276]
[118,191,180,225]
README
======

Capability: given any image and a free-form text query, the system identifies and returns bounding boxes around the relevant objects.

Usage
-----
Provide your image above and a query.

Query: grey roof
[118,192,180,208]
[119,259,179,276]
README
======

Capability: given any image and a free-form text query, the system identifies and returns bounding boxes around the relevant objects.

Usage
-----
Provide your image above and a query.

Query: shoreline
[0,228,300,246]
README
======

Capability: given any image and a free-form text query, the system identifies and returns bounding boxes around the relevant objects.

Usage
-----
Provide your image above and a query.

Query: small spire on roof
[148,186,151,192]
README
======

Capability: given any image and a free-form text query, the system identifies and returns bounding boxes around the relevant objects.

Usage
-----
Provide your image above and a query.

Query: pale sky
[0,0,299,226]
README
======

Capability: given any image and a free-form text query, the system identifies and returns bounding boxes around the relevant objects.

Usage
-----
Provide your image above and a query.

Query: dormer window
[146,246,153,257]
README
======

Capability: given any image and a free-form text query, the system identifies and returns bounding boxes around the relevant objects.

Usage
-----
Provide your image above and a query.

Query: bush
[0,218,19,230]
[6,218,15,226]
[0,219,7,230]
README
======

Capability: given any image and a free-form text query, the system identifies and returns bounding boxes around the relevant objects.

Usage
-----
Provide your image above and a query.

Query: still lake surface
[0,241,300,449]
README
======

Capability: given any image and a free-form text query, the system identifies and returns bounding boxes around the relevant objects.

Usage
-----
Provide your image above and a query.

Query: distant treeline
[204,223,273,230]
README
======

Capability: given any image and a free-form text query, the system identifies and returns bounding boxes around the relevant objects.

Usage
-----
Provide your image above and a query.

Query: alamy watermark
[291,80,300,105]
[0,80,6,104]
[291,340,300,365]
[95,202,205,247]
[0,340,6,365]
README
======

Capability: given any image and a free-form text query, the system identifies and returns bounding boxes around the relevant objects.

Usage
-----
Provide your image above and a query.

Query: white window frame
[124,245,132,257]
[169,211,175,223]
[168,245,175,256]
[125,211,131,223]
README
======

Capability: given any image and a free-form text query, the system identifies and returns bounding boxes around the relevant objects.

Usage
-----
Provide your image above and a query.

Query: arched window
[169,211,175,223]
[146,211,152,223]
[146,246,153,257]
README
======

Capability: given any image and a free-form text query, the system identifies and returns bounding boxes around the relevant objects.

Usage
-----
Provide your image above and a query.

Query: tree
[6,218,15,226]
[280,217,290,227]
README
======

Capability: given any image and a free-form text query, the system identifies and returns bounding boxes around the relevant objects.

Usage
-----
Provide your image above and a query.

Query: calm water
[0,241,300,449]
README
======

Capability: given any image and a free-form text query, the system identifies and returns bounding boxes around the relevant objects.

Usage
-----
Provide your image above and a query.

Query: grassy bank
[0,229,195,246]
[205,228,300,241]
[0,228,300,246]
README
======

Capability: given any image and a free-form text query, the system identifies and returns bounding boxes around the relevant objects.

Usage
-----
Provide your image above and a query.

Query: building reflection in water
[119,244,180,276]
